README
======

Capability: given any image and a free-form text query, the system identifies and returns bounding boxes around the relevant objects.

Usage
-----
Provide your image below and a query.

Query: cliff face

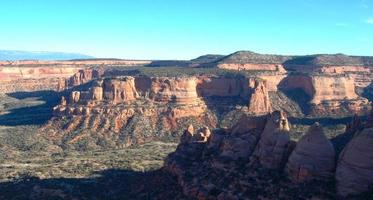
[150,77,199,104]
[49,75,272,149]
[0,66,82,93]
[279,74,370,116]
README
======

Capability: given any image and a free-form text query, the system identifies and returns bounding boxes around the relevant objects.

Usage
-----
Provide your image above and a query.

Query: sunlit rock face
[336,127,373,196]
[103,77,139,104]
[247,80,272,115]
[0,66,81,93]
[149,77,199,104]
[286,123,336,183]
[279,74,370,116]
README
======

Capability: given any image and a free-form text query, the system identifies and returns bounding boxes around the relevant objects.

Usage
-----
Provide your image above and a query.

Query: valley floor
[0,142,184,200]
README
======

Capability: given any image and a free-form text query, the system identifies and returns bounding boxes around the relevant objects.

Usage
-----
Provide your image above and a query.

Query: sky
[0,0,372,60]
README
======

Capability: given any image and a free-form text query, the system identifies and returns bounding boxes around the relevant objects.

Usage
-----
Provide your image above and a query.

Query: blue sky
[0,0,372,59]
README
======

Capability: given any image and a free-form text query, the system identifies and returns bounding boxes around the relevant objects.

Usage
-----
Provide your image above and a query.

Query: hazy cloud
[360,0,369,8]
[365,18,373,24]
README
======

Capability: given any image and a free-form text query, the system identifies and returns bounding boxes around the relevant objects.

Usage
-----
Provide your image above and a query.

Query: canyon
[1,51,373,199]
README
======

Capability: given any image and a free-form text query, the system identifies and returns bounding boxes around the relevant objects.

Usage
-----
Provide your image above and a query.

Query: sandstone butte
[165,108,373,199]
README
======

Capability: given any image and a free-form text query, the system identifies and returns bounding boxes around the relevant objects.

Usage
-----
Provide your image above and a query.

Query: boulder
[286,123,335,182]
[336,127,373,196]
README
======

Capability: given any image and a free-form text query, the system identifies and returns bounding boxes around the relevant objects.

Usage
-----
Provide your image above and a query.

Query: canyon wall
[49,75,272,149]
[0,66,83,93]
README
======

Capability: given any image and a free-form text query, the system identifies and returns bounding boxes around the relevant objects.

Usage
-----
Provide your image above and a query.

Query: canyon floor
[0,93,182,199]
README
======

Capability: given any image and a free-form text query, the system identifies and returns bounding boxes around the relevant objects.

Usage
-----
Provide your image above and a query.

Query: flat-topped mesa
[251,110,292,169]
[247,79,272,115]
[286,123,336,183]
[216,51,289,72]
[149,77,199,104]
[336,127,373,196]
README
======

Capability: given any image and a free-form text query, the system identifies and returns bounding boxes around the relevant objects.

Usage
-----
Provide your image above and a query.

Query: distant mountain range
[0,50,94,61]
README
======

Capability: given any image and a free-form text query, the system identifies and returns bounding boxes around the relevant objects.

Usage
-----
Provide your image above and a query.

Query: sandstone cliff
[0,66,82,93]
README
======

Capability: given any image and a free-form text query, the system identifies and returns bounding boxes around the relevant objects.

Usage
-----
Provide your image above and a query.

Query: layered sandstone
[286,123,336,183]
[0,66,82,93]
[279,74,370,116]
[103,77,139,104]
[150,77,199,104]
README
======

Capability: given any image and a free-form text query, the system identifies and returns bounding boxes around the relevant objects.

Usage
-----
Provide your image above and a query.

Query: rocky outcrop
[68,68,104,87]
[165,111,348,199]
[103,77,139,104]
[251,111,293,169]
[150,77,199,104]
[286,123,336,183]
[336,127,373,196]
[247,80,272,115]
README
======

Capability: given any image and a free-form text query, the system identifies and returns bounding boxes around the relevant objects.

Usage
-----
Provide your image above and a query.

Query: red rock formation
[280,74,370,116]
[103,77,139,104]
[286,123,336,182]
[69,91,81,104]
[251,111,293,169]
[336,127,373,196]
[0,66,82,93]
[68,68,103,87]
[247,80,272,115]
[90,86,103,101]
[150,77,199,104]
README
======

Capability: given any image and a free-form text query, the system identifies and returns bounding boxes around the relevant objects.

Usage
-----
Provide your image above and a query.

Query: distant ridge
[216,51,373,67]
[0,50,94,61]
